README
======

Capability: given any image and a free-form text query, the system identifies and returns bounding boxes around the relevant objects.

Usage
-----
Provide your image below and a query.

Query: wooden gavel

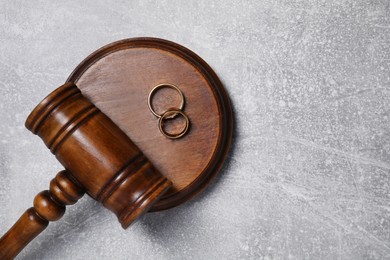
[0,83,172,259]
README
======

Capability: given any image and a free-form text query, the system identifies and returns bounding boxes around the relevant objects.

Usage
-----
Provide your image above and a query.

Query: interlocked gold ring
[148,83,185,118]
[158,109,190,139]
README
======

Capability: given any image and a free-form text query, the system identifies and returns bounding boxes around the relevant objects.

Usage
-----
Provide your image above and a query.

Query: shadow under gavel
[0,83,172,259]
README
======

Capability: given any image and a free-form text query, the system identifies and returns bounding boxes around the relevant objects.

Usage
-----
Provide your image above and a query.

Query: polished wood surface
[25,82,171,228]
[0,38,232,258]
[0,171,84,259]
[67,37,233,211]
[0,83,172,258]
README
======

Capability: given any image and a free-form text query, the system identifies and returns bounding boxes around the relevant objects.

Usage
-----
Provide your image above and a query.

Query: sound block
[67,38,233,211]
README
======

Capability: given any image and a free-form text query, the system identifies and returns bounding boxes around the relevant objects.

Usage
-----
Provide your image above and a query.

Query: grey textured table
[0,1,389,259]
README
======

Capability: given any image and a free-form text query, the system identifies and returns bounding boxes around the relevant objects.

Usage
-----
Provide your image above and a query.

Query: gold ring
[158,109,190,139]
[148,83,185,118]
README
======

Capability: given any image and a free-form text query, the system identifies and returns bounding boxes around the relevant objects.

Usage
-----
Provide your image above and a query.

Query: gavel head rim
[25,82,79,134]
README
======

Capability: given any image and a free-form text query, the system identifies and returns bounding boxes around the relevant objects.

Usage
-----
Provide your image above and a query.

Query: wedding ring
[148,83,185,118]
[158,109,190,139]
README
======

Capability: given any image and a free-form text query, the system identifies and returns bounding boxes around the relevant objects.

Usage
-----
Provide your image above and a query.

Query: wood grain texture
[0,38,232,258]
[0,82,172,258]
[67,37,233,211]
[25,82,172,227]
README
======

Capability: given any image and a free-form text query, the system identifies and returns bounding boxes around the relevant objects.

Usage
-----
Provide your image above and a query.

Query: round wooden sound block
[66,38,232,211]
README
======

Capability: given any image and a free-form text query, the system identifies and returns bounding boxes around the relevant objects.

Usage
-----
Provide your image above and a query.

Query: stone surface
[0,0,390,259]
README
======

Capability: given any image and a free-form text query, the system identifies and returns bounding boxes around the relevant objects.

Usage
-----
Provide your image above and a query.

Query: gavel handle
[0,170,84,259]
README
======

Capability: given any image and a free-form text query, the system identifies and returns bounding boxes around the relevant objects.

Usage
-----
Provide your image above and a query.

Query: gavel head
[25,83,172,229]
